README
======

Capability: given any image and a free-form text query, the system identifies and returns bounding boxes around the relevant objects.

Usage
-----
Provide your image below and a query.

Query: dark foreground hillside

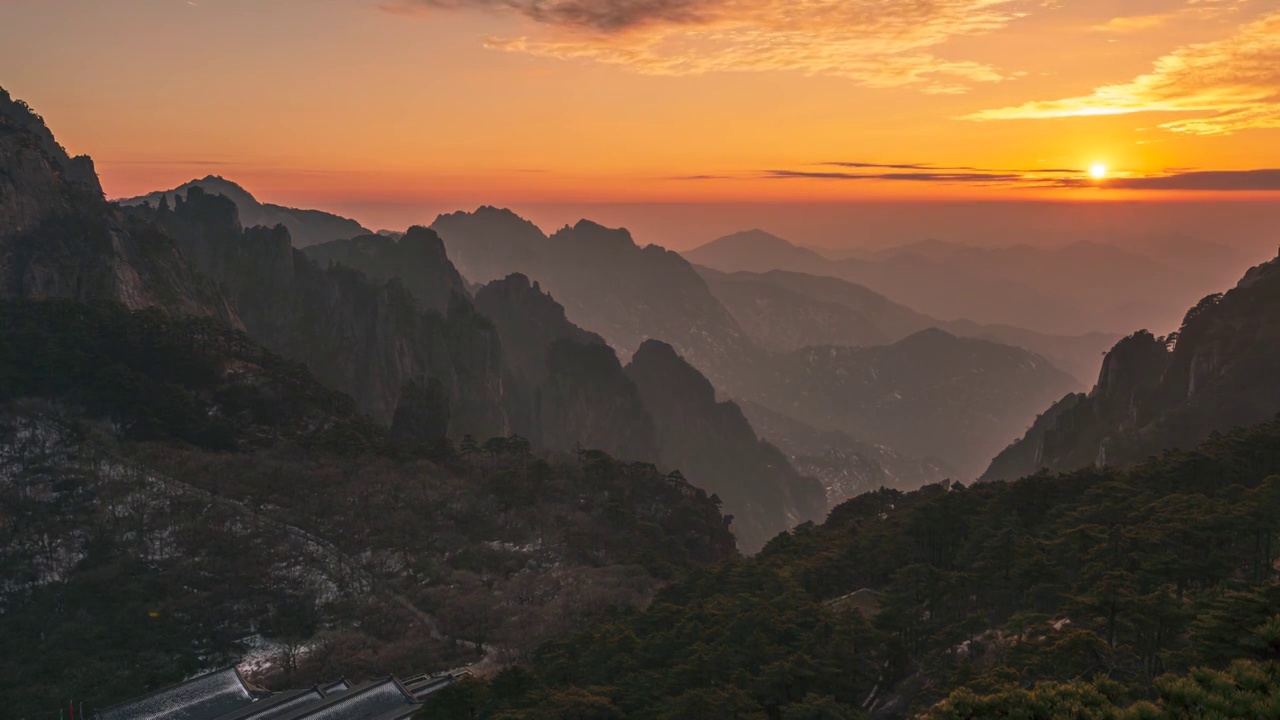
[422,414,1280,719]
[0,300,735,718]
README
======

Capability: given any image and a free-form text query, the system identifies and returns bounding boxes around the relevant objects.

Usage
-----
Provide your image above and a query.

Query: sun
[1089,163,1108,180]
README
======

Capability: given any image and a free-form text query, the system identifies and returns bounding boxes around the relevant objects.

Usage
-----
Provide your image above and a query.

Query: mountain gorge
[986,250,1280,480]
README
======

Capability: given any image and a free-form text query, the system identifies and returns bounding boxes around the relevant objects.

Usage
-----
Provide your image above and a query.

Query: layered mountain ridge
[686,228,1260,336]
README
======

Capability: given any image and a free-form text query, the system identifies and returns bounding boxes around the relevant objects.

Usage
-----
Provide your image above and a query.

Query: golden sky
[3,0,1280,212]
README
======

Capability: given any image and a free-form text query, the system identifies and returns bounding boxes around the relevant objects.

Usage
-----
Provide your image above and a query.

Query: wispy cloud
[966,10,1280,135]
[1090,0,1248,34]
[382,0,1032,92]
[1096,169,1280,190]
[676,162,1280,191]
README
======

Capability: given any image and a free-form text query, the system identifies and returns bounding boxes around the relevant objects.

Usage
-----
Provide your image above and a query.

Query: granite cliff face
[135,188,508,435]
[0,88,234,322]
[625,340,827,552]
[474,273,657,461]
[984,252,1280,480]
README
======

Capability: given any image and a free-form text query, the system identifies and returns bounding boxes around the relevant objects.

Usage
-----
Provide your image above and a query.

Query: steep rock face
[474,274,656,460]
[431,210,762,390]
[120,175,370,247]
[302,227,468,314]
[0,88,234,322]
[391,377,451,446]
[984,253,1280,480]
[625,340,826,552]
[138,189,507,435]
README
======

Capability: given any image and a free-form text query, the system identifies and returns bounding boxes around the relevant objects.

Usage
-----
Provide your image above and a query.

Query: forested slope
[423,415,1280,719]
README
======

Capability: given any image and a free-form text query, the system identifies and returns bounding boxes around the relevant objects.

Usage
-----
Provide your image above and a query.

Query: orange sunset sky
[3,0,1279,244]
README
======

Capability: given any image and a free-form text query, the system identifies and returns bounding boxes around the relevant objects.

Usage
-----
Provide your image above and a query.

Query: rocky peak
[301,225,468,314]
[628,339,719,408]
[0,86,234,321]
[625,340,827,552]
[552,220,638,253]
[1093,330,1170,405]
[474,273,604,382]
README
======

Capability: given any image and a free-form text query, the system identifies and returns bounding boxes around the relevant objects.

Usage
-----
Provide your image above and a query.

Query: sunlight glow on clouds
[967,10,1280,135]
[383,0,1031,92]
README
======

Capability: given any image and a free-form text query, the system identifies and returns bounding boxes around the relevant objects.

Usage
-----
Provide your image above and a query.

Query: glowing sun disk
[1090,163,1108,179]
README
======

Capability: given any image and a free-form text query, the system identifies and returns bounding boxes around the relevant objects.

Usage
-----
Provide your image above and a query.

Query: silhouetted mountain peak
[0,87,235,321]
[684,228,831,275]
[435,206,544,239]
[554,219,639,250]
[121,176,369,247]
[629,339,718,405]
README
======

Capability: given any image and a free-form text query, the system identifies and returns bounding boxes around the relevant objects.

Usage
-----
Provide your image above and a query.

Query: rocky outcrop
[626,340,827,552]
[475,274,656,460]
[984,253,1280,480]
[0,88,235,322]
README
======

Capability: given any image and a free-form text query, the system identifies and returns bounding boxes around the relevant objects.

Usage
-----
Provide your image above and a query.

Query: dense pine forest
[422,417,1280,718]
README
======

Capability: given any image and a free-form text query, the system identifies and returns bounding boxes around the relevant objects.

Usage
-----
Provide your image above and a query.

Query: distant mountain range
[119,175,371,247]
[685,229,1259,336]
[985,249,1280,480]
[432,208,760,385]
[427,207,1091,481]
[699,266,1117,386]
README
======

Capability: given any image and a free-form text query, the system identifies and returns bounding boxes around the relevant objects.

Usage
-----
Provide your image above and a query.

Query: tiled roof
[206,688,325,720]
[92,668,463,720]
[94,668,257,720]
[270,678,417,720]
